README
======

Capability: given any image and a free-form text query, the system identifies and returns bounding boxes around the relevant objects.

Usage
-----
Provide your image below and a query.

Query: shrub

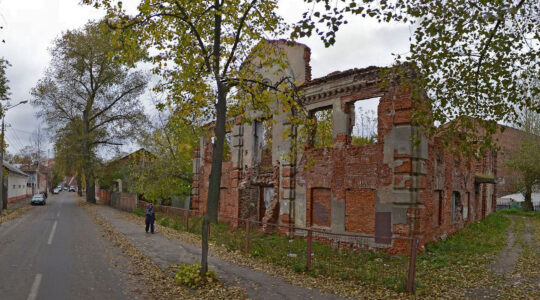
[133,207,145,217]
[159,218,170,227]
[174,263,218,289]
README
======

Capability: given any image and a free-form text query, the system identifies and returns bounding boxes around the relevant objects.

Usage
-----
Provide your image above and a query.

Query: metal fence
[135,200,419,293]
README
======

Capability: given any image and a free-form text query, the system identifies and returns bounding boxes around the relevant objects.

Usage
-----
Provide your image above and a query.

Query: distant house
[19,163,52,194]
[3,161,30,202]
[98,148,153,194]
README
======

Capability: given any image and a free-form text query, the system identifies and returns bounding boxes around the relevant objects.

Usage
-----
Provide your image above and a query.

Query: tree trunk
[77,176,82,197]
[523,185,533,212]
[86,174,96,203]
[200,215,210,275]
[82,113,96,203]
[201,87,227,275]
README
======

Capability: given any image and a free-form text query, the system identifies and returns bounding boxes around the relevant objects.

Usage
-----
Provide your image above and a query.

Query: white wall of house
[7,172,29,201]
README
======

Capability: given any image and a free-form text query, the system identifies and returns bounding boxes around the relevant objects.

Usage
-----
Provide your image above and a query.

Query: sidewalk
[91,203,345,300]
[0,196,31,217]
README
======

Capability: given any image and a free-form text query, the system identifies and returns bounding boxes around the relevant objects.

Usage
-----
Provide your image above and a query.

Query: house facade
[20,163,51,194]
[191,41,518,253]
[4,162,30,202]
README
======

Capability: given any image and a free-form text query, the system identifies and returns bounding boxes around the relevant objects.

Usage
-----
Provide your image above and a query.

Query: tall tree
[0,58,10,135]
[128,113,202,204]
[53,120,87,185]
[31,21,148,203]
[0,58,10,103]
[84,0,296,274]
[506,138,540,211]
[294,0,540,155]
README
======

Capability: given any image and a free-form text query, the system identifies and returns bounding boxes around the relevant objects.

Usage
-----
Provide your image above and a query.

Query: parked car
[69,186,76,192]
[52,187,61,194]
[63,186,68,191]
[31,194,46,205]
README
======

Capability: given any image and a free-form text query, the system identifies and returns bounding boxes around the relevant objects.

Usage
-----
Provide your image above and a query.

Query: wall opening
[254,118,273,171]
[210,132,231,161]
[223,132,231,161]
[464,192,470,220]
[310,107,333,148]
[452,191,461,222]
[350,97,380,145]
[433,190,443,227]
[259,186,274,221]
[311,188,331,227]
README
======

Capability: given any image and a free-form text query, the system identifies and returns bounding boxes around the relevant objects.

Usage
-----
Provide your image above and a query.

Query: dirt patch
[466,218,519,299]
[489,218,520,277]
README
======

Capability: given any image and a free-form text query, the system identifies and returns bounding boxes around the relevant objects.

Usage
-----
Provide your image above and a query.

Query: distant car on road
[31,194,46,205]
[64,186,68,191]
[52,187,61,194]
[69,186,76,192]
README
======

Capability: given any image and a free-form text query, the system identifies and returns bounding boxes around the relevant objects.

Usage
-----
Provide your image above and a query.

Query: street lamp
[0,100,28,213]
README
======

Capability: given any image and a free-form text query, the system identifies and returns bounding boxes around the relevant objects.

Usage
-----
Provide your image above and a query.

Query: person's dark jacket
[145,208,155,223]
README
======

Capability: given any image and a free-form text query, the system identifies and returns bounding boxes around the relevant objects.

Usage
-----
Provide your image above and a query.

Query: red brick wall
[194,141,241,225]
[192,66,503,254]
[345,189,375,234]
[8,194,28,203]
[493,126,536,198]
[421,140,496,245]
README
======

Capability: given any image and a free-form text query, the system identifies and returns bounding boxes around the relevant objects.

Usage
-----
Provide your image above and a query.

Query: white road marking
[57,211,60,217]
[27,273,42,300]
[47,221,57,245]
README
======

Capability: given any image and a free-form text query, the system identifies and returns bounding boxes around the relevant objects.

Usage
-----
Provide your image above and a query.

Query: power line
[11,128,30,150]
[6,128,28,154]
[10,127,34,135]
[4,135,22,155]
[7,128,27,151]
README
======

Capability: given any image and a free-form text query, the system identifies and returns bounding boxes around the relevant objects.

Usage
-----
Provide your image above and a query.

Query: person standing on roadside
[145,203,156,234]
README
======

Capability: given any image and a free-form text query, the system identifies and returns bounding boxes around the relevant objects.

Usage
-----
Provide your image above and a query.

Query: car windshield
[32,195,44,200]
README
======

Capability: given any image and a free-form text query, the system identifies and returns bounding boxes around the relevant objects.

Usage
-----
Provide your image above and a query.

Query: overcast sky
[0,0,410,158]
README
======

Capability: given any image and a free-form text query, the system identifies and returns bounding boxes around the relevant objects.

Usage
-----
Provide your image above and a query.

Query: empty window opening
[254,118,273,168]
[464,192,470,220]
[350,97,380,145]
[452,191,461,222]
[433,190,443,227]
[259,186,274,221]
[311,107,333,148]
[221,132,232,161]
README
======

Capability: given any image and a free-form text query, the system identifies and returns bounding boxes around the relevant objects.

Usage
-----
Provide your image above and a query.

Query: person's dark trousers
[145,221,155,233]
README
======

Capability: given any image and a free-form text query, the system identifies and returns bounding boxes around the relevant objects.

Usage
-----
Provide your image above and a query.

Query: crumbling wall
[191,42,499,254]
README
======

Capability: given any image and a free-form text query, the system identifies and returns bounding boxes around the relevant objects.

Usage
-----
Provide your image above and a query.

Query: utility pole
[0,100,28,212]
[0,117,5,212]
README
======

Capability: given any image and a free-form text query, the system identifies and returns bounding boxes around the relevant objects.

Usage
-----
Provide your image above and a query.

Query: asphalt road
[0,192,136,300]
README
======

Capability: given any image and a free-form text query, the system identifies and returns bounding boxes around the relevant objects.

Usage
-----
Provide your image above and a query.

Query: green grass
[415,212,511,296]
[419,213,510,267]
[147,210,409,290]
[137,209,520,294]
[158,218,170,227]
[500,208,540,219]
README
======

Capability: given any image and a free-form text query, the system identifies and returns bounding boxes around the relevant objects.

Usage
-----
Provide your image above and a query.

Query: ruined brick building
[191,41,521,253]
